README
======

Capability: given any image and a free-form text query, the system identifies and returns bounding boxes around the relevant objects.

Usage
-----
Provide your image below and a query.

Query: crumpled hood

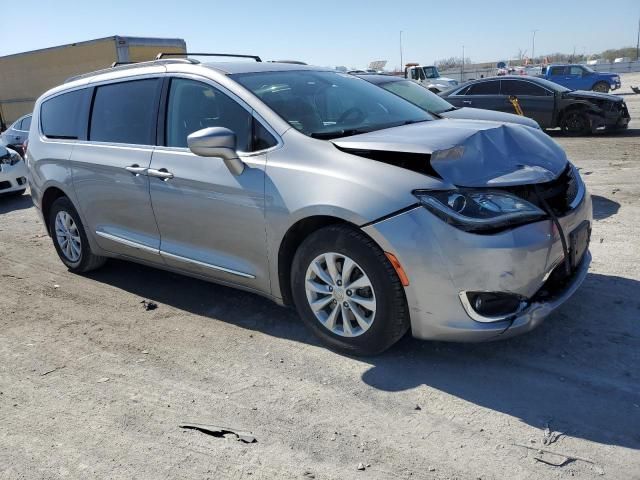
[565,90,623,102]
[332,119,568,187]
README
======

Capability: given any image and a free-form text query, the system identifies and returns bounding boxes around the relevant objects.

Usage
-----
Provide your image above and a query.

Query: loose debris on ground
[179,423,257,444]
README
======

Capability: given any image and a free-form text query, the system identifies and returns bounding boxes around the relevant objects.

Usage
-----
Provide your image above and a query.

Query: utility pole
[636,16,639,61]
[531,29,538,64]
[399,31,404,71]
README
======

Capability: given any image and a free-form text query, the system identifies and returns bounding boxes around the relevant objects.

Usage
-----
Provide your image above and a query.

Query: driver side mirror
[187,127,245,176]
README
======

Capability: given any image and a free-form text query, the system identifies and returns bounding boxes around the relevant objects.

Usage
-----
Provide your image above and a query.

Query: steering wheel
[337,107,367,125]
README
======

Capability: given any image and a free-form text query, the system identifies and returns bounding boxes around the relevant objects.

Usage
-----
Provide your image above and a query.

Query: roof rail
[156,52,262,62]
[64,58,193,83]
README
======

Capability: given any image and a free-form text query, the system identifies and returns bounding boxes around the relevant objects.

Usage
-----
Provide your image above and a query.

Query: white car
[0,145,28,196]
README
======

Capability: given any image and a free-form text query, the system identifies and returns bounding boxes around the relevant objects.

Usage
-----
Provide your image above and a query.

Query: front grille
[504,164,578,216]
[0,181,12,191]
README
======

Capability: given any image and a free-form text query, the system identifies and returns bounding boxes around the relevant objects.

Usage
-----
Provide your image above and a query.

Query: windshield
[231,70,433,139]
[422,66,439,79]
[381,80,454,114]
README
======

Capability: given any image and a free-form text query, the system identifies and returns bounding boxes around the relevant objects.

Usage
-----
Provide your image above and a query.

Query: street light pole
[461,45,465,82]
[399,30,404,71]
[531,30,538,64]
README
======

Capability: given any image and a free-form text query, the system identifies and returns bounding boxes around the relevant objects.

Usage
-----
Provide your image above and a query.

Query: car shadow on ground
[0,191,32,214]
[362,272,640,450]
[591,194,620,220]
[86,261,640,450]
[85,259,317,344]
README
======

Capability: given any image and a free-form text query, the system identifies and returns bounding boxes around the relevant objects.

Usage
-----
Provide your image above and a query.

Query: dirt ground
[1,74,639,480]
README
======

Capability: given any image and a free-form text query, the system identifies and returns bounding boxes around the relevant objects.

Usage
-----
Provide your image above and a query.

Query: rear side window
[22,116,32,131]
[41,90,84,139]
[466,81,500,95]
[500,80,550,96]
[89,79,159,145]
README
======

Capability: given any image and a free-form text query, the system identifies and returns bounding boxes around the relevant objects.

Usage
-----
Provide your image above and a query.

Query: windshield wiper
[311,119,431,140]
[311,128,374,140]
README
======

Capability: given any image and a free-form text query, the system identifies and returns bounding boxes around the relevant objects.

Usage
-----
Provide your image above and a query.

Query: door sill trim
[160,250,255,279]
[95,231,160,255]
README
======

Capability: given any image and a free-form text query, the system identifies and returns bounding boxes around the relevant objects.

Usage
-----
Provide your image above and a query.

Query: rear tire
[560,110,591,136]
[592,82,609,93]
[49,196,106,273]
[291,224,409,356]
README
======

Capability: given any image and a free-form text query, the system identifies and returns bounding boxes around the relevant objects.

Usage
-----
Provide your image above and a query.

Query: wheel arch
[277,215,360,306]
[41,185,71,235]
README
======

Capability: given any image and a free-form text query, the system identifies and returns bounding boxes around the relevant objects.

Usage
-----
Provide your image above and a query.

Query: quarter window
[252,119,277,151]
[500,80,550,96]
[21,116,31,131]
[466,81,500,95]
[89,79,159,145]
[41,90,85,139]
[165,78,251,151]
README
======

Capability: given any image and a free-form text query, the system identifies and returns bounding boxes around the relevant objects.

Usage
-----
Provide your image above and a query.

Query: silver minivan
[27,57,592,355]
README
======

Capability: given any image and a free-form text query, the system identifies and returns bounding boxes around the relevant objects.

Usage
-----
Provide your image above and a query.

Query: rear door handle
[125,164,148,176]
[147,168,174,180]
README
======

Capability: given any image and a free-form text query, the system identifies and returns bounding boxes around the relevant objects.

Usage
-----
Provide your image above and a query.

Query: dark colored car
[358,75,540,129]
[440,76,630,135]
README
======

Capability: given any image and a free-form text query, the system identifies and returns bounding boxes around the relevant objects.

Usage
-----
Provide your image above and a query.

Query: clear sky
[2,0,638,69]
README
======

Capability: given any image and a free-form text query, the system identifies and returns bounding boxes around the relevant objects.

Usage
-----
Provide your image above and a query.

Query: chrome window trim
[160,250,255,279]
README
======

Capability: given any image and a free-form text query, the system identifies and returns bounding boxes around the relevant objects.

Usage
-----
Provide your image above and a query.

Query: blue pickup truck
[541,64,621,93]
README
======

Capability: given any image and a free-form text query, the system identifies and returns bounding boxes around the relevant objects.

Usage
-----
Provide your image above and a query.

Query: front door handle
[462,100,472,105]
[125,164,148,176]
[147,168,174,181]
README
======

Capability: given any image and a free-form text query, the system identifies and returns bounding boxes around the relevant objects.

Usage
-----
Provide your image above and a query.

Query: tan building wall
[0,36,186,127]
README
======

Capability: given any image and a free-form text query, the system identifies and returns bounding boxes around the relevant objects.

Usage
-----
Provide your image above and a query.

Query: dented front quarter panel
[363,188,593,342]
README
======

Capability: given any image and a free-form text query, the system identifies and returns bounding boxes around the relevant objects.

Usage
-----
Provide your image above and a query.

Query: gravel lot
[1,74,639,480]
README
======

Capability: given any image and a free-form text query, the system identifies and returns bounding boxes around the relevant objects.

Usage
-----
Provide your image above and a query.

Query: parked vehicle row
[440,76,630,135]
[24,56,592,355]
[0,113,31,156]
[357,74,540,128]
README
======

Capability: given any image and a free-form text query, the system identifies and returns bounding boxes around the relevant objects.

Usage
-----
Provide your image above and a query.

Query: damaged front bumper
[363,187,592,342]
[0,159,28,194]
[590,101,631,131]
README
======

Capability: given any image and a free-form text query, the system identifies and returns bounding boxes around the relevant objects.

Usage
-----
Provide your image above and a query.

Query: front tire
[592,82,610,93]
[49,197,106,273]
[560,110,591,136]
[291,224,409,356]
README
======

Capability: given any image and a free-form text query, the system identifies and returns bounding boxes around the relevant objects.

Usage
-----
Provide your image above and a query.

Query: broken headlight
[0,148,22,166]
[414,189,546,232]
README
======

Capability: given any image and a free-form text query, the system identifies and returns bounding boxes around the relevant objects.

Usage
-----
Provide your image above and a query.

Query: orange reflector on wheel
[385,252,410,286]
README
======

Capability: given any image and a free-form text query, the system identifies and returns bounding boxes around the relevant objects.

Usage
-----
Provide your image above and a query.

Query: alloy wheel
[55,211,82,262]
[304,252,376,337]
